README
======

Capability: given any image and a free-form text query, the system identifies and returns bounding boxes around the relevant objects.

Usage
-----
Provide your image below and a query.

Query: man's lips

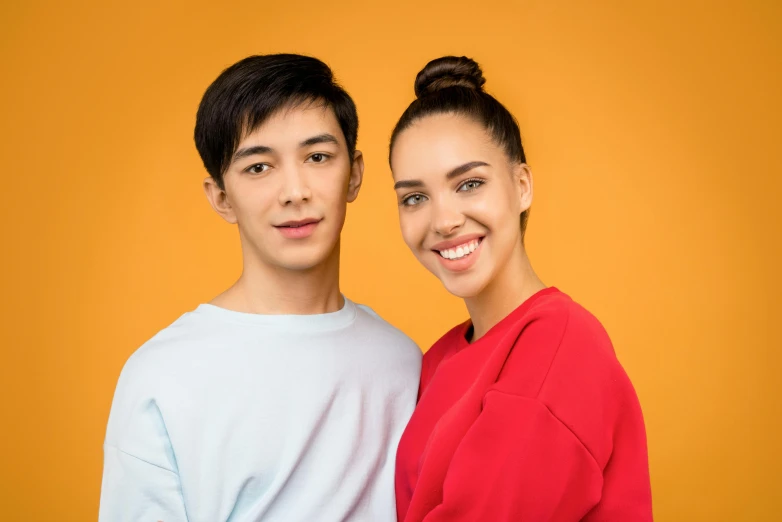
[275,218,321,228]
[274,218,321,239]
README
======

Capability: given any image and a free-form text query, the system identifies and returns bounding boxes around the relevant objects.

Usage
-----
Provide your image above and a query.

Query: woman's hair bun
[414,56,486,98]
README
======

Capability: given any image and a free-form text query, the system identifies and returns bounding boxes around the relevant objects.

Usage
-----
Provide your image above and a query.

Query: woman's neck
[464,242,545,342]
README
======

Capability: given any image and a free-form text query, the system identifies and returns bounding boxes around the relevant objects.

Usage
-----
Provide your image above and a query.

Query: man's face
[205,103,363,272]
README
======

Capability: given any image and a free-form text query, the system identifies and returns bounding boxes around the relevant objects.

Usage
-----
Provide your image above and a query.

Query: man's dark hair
[195,54,359,189]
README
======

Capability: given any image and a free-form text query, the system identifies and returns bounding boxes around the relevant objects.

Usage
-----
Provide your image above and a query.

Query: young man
[99,54,421,522]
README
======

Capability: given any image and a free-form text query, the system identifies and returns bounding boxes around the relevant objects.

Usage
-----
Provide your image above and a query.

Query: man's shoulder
[352,301,421,353]
[104,309,209,446]
[115,309,212,391]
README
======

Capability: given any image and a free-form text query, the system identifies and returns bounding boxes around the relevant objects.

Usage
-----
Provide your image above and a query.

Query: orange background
[1,1,779,520]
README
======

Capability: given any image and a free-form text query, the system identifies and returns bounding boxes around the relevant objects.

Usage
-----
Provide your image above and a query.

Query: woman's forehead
[391,115,502,178]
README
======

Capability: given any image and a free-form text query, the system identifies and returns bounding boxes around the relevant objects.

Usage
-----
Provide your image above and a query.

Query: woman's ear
[514,162,533,213]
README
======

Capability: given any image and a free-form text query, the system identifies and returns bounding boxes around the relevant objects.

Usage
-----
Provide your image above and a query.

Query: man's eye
[309,153,329,163]
[402,194,428,207]
[247,163,270,174]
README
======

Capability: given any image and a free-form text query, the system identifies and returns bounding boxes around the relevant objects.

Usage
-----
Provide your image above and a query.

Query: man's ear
[514,162,533,213]
[203,176,237,224]
[346,150,364,203]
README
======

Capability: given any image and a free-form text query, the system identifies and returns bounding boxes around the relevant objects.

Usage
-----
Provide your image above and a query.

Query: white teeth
[438,239,481,260]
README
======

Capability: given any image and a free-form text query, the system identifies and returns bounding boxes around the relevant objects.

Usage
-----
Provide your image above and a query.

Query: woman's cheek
[462,197,495,230]
[399,212,424,253]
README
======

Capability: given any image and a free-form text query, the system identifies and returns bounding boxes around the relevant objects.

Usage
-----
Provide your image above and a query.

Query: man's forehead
[240,103,341,143]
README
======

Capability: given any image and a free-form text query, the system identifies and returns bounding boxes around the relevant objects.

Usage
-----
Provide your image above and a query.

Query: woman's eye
[247,163,270,174]
[458,179,484,192]
[402,194,428,207]
[309,153,329,163]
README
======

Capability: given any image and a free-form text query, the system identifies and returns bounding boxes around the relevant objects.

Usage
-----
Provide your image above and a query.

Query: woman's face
[391,113,532,298]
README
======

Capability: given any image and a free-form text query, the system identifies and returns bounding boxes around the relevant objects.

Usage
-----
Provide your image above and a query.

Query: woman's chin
[440,274,487,300]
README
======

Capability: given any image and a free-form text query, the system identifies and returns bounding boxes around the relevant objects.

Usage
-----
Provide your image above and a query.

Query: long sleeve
[99,444,189,522]
[415,391,604,522]
[100,355,189,522]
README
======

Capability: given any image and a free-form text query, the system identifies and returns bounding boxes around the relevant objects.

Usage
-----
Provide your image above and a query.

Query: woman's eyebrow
[445,161,489,180]
[394,179,423,190]
[393,161,489,190]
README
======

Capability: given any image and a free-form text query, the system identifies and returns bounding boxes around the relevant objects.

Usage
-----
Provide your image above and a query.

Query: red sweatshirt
[395,288,652,521]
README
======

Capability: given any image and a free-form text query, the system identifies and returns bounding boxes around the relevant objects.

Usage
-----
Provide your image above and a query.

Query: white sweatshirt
[99,298,421,522]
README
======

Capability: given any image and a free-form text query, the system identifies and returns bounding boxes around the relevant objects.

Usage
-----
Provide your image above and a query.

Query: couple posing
[100,54,652,521]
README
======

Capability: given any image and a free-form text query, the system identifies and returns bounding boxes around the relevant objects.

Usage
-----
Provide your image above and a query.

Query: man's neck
[210,245,343,315]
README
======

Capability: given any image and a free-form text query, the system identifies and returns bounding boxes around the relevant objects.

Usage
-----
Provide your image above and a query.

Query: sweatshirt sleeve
[99,444,189,522]
[419,390,604,522]
[99,352,189,522]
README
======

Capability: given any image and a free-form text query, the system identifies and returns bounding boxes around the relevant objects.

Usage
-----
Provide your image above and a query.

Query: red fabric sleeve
[419,390,604,522]
[417,351,431,402]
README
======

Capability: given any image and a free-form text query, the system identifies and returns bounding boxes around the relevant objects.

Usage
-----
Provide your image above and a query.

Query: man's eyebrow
[300,133,339,148]
[393,161,490,190]
[232,145,273,162]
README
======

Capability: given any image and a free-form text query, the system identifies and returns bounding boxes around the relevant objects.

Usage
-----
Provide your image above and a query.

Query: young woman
[390,56,653,522]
